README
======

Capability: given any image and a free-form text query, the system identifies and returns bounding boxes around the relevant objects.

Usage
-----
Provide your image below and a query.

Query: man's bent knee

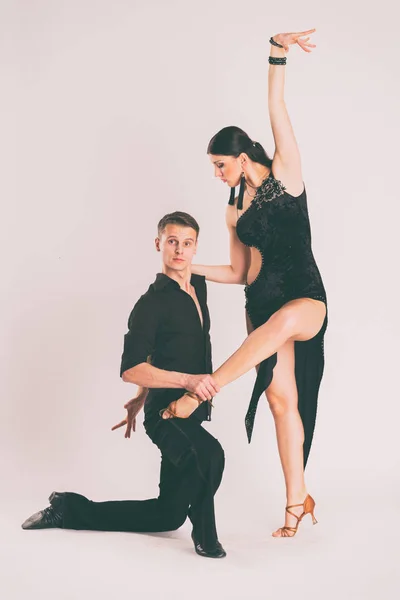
[197,437,225,471]
[163,513,187,531]
[209,438,225,473]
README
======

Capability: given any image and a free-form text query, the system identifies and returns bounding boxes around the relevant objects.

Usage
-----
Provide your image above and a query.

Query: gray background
[1,0,399,598]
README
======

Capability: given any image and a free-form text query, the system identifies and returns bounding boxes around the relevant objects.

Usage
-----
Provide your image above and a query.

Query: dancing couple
[22,29,327,558]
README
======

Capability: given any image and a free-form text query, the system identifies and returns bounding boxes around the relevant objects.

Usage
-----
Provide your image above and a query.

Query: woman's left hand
[161,394,202,420]
[272,29,316,53]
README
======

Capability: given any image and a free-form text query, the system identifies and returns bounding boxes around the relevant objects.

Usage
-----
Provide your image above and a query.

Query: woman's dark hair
[207,126,272,168]
[157,211,200,239]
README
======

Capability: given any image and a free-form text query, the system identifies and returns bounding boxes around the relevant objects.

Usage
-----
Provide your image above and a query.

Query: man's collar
[153,272,205,292]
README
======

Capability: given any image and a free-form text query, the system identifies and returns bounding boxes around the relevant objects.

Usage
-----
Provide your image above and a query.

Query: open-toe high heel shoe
[275,494,318,538]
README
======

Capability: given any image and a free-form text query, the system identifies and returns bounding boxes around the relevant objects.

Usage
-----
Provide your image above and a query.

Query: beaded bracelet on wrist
[269,56,287,65]
[269,36,284,49]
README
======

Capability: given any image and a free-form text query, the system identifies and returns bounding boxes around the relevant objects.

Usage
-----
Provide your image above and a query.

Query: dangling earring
[237,173,246,210]
[228,186,235,206]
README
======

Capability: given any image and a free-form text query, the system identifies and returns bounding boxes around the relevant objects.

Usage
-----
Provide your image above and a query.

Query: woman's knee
[266,390,296,418]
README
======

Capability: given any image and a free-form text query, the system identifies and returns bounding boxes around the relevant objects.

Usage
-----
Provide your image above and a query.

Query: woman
[162,28,328,539]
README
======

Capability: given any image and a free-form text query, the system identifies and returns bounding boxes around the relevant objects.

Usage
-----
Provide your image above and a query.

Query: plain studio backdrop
[1,1,399,599]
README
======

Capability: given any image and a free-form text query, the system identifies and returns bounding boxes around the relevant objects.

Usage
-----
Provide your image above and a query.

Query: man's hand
[183,374,220,401]
[161,393,202,420]
[112,391,147,438]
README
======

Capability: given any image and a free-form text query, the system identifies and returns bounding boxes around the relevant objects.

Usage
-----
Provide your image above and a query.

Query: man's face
[155,224,198,271]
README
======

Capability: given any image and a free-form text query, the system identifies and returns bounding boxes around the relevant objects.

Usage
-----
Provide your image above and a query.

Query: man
[21,211,226,559]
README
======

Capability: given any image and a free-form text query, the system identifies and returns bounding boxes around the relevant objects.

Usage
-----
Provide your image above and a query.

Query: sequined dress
[236,173,327,466]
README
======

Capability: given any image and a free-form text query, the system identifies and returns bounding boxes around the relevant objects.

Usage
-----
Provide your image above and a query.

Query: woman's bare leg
[212,298,326,389]
[265,341,308,536]
[245,312,308,536]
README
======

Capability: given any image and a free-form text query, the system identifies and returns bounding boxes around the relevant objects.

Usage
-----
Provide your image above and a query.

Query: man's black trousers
[60,416,225,552]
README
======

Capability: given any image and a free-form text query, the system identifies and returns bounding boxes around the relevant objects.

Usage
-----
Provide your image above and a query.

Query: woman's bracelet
[269,36,284,49]
[269,56,287,66]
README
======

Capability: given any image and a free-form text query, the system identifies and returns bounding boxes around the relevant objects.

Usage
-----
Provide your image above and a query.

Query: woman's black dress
[236,173,327,466]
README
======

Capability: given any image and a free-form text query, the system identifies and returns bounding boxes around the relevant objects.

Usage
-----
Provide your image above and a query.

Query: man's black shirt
[120,273,213,422]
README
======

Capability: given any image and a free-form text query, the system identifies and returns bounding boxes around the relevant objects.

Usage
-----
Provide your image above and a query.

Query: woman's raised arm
[268,29,316,192]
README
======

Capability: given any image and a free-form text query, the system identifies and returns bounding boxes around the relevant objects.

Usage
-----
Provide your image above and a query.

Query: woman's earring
[237,173,246,210]
[228,186,235,205]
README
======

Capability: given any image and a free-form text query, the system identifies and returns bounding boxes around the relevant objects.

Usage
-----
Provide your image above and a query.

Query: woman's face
[209,154,242,188]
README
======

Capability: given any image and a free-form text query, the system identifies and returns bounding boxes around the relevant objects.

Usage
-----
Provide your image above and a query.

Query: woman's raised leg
[213,298,326,389]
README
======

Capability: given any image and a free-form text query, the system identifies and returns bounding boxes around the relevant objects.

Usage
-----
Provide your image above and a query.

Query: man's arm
[122,362,218,401]
[121,362,186,388]
[120,293,219,401]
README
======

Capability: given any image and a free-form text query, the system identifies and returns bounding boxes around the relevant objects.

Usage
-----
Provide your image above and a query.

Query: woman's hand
[161,393,202,420]
[272,29,316,53]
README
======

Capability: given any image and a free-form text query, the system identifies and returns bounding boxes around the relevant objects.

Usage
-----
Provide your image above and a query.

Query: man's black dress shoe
[191,531,227,558]
[48,491,65,508]
[21,492,64,530]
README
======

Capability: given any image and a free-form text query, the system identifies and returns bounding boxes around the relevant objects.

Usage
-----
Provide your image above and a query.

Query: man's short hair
[157,211,200,239]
